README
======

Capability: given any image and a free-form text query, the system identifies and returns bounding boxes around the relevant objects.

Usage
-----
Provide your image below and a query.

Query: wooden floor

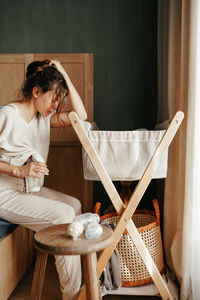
[8,255,160,300]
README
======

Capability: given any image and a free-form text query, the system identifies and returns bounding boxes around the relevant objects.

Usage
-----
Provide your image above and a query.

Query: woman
[0,59,87,300]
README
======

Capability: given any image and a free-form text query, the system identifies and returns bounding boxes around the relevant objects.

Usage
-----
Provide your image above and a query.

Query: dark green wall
[0,0,157,130]
[0,0,158,210]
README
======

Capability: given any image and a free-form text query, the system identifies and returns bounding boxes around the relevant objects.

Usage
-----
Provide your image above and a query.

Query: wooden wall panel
[0,53,93,212]
[0,63,25,105]
[44,146,92,212]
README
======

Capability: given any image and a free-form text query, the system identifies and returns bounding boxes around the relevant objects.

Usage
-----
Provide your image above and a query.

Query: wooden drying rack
[69,111,184,300]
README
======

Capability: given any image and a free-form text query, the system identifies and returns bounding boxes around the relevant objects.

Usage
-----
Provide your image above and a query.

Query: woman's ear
[32,86,40,99]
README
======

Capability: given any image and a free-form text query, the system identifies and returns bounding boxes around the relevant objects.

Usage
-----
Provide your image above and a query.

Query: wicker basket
[94,199,165,287]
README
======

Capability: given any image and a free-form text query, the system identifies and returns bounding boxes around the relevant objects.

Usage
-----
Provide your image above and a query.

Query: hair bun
[26,60,51,78]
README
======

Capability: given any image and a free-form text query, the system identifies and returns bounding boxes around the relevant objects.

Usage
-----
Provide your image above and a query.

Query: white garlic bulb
[66,222,84,240]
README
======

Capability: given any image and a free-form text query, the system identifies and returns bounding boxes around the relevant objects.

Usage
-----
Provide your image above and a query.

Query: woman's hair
[20,60,68,113]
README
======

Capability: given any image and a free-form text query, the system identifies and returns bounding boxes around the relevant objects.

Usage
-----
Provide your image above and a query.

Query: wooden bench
[0,225,35,300]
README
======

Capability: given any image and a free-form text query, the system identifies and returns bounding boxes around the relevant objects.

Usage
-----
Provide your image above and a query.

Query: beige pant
[0,175,82,300]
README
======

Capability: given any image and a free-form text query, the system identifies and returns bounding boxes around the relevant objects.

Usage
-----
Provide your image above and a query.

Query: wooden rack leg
[70,111,184,300]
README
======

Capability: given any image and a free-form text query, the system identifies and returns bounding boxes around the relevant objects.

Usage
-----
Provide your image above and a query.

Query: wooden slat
[0,62,25,104]
[84,54,94,122]
[0,54,26,63]
[33,53,88,63]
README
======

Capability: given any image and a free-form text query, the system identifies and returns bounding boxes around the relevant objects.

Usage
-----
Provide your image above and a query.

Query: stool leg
[83,252,101,300]
[31,252,48,300]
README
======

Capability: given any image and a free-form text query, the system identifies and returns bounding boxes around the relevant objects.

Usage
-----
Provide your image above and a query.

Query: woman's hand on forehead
[50,60,66,76]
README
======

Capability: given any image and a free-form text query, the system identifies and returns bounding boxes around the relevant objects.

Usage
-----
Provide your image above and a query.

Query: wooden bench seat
[0,225,35,300]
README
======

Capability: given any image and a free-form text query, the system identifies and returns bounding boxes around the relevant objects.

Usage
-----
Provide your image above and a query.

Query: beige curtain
[158,0,200,299]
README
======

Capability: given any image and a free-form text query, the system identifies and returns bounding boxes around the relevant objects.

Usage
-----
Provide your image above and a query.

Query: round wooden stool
[31,224,114,300]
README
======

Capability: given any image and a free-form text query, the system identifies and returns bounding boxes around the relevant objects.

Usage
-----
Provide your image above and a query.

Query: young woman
[0,59,87,300]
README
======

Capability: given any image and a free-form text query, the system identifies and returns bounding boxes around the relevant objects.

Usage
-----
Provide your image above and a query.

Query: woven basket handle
[94,202,101,216]
[152,198,160,224]
[94,199,161,223]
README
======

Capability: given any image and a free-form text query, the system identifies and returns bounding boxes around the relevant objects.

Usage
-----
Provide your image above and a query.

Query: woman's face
[34,88,60,116]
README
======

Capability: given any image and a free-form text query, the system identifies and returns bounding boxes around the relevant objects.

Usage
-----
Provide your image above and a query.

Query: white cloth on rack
[80,120,168,181]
